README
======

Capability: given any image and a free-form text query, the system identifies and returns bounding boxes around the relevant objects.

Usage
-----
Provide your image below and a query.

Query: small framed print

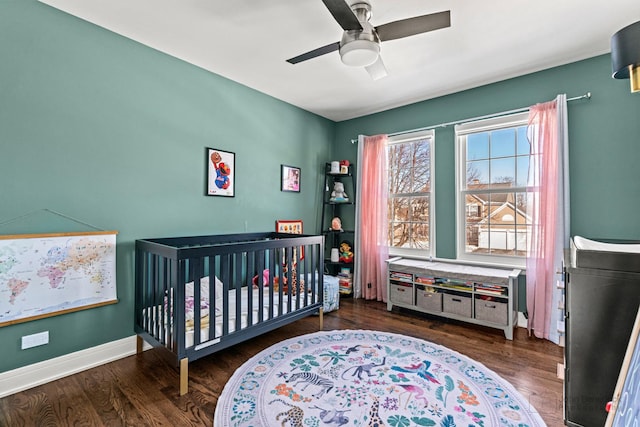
[207,148,235,197]
[276,219,304,260]
[276,219,303,234]
[281,165,300,193]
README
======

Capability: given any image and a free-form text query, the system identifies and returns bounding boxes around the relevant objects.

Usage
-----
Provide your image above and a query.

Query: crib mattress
[144,285,317,349]
[185,287,315,348]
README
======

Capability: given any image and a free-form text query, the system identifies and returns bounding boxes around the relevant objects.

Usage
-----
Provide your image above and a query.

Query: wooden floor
[0,298,564,426]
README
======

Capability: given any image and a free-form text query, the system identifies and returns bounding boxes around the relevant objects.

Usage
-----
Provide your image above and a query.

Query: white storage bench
[387,257,520,340]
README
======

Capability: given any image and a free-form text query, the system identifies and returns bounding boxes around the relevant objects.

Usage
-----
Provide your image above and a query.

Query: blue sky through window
[466,125,530,187]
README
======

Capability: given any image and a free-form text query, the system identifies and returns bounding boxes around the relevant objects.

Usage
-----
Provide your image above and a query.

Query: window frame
[455,112,530,268]
[387,130,436,259]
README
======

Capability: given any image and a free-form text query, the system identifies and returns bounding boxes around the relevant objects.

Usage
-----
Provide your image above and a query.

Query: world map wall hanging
[0,230,117,327]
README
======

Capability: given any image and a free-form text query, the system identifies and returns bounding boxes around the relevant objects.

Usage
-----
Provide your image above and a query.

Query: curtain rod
[350,92,591,143]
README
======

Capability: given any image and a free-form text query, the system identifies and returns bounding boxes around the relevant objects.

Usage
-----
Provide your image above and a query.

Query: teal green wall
[3,0,640,375]
[0,1,333,373]
[333,55,640,308]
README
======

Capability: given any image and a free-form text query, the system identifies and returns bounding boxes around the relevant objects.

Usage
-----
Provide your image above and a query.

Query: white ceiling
[39,0,640,121]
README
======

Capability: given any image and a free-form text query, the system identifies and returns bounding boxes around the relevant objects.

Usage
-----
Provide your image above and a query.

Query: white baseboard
[0,335,152,398]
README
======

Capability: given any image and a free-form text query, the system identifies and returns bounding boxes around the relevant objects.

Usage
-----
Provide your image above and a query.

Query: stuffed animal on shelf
[330,182,349,202]
[339,240,354,263]
[331,217,343,231]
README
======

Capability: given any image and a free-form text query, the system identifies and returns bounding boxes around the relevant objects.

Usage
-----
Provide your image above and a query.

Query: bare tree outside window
[387,137,432,251]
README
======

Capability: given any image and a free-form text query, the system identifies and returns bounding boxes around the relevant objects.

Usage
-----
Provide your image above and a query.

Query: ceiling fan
[286,0,451,80]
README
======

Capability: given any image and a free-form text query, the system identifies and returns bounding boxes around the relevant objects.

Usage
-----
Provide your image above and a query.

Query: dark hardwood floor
[0,298,564,426]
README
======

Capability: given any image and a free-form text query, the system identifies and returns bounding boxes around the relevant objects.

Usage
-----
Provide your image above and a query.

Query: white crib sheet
[145,277,318,349]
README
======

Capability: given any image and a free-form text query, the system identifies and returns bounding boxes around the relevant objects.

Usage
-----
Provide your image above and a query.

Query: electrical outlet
[21,331,49,349]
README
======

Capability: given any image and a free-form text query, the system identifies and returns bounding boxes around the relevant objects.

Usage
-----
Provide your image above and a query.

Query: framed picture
[281,165,300,193]
[276,219,303,234]
[207,148,235,197]
[276,220,304,260]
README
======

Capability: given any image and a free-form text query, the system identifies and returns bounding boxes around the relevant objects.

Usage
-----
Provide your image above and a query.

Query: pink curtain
[526,99,562,339]
[359,134,389,301]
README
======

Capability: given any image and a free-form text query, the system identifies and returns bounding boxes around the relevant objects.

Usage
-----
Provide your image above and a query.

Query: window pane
[491,129,516,158]
[516,155,530,187]
[516,127,530,155]
[412,166,429,192]
[515,192,529,223]
[490,157,515,185]
[391,197,409,221]
[390,222,410,248]
[487,192,518,256]
[414,141,430,166]
[466,224,481,253]
[410,223,430,250]
[466,159,489,187]
[412,143,431,192]
[466,191,525,256]
[464,192,490,254]
[388,144,411,194]
[515,225,531,256]
[467,133,489,160]
[389,166,411,194]
[411,197,430,222]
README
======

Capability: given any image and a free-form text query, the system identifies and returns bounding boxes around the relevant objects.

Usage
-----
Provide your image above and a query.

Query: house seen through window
[387,130,435,257]
[456,112,531,266]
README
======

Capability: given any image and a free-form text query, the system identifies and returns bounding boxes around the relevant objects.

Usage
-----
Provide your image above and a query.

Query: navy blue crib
[135,232,324,395]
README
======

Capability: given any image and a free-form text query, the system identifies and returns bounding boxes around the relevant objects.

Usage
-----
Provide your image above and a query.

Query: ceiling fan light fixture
[339,39,379,66]
[611,20,640,93]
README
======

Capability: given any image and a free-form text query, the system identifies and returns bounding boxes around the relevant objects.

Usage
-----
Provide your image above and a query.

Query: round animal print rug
[214,329,546,426]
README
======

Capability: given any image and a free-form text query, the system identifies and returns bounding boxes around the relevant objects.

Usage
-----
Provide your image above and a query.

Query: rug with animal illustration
[214,330,546,426]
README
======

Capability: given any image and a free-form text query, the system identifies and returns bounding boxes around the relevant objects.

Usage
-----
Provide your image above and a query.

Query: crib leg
[136,335,144,355]
[319,307,324,330]
[179,358,189,396]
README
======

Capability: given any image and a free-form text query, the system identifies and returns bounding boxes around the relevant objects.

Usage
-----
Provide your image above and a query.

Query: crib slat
[160,257,168,346]
[268,248,276,320]
[167,259,175,351]
[234,252,242,333]
[220,254,230,337]
[207,257,217,343]
[191,257,202,348]
[175,261,186,360]
[246,251,254,328]
[149,254,158,338]
[255,249,265,326]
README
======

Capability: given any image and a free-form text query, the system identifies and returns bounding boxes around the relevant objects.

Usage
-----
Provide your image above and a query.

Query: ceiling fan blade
[286,41,341,64]
[376,10,450,42]
[365,56,388,80]
[321,0,363,31]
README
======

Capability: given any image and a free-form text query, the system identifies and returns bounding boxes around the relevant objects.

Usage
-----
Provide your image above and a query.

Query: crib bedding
[153,276,316,348]
[183,286,314,348]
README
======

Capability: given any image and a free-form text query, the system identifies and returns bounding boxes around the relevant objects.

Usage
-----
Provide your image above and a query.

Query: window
[387,130,435,257]
[455,112,530,266]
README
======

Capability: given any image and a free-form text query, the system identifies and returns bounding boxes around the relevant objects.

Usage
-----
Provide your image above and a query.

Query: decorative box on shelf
[386,257,520,340]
